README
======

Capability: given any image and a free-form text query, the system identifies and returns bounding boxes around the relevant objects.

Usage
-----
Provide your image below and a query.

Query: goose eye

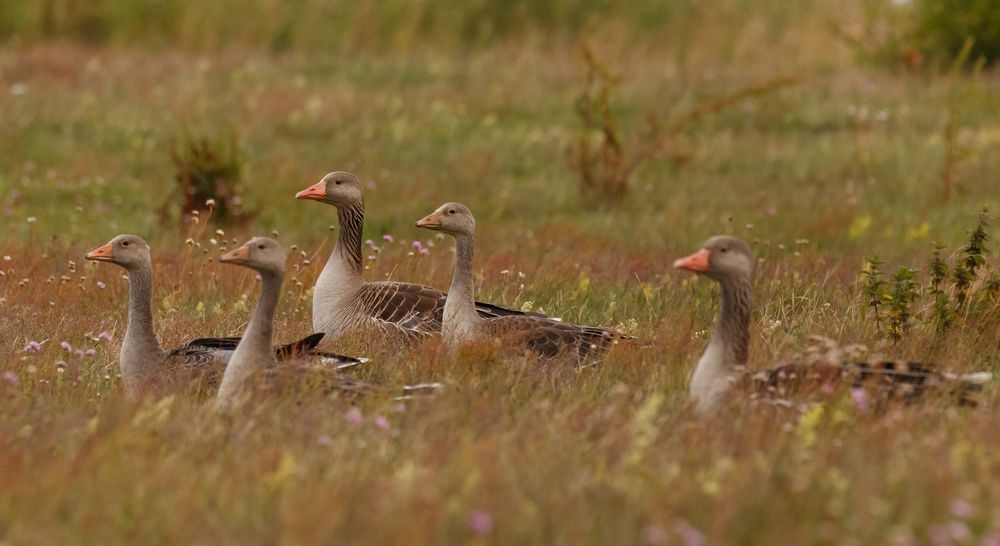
[121,241,130,247]
[334,180,342,185]
[448,209,456,214]
[257,244,266,250]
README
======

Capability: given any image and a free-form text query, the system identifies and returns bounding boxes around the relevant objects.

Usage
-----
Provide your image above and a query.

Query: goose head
[674,235,754,283]
[85,234,151,270]
[295,171,363,208]
[415,202,476,237]
[220,237,286,274]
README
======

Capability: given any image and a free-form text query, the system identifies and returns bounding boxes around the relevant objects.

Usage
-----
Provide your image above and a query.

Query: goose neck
[334,200,365,274]
[217,269,282,404]
[120,260,162,396]
[443,233,482,341]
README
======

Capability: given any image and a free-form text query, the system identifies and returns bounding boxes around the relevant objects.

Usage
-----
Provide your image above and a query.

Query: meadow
[2,1,1000,544]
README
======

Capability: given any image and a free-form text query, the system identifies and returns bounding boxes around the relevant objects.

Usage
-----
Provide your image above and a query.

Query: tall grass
[2,2,1000,543]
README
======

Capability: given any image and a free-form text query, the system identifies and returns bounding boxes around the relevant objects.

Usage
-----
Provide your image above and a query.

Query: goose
[415,202,631,360]
[215,237,442,408]
[85,235,363,398]
[674,235,991,414]
[295,171,544,342]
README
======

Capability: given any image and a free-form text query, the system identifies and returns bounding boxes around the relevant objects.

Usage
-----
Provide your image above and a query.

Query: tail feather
[275,333,325,360]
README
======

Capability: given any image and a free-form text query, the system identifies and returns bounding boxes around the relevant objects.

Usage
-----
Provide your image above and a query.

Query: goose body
[215,237,439,408]
[675,235,991,413]
[296,172,542,342]
[86,235,362,398]
[416,202,631,360]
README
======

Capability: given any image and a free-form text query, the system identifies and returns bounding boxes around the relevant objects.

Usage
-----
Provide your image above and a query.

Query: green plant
[953,206,990,308]
[915,0,1000,66]
[862,257,887,333]
[886,266,920,343]
[166,131,253,227]
[926,242,954,333]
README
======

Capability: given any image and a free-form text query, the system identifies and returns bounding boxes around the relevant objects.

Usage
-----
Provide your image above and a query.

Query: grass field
[2,1,1000,544]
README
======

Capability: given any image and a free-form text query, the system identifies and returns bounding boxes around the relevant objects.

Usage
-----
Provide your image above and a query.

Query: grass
[2,2,1000,543]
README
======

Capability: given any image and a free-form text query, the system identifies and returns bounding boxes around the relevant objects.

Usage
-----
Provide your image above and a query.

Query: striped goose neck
[714,276,753,367]
[335,201,365,273]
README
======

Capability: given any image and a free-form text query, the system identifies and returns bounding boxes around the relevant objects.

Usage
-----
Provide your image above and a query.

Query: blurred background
[1,0,998,256]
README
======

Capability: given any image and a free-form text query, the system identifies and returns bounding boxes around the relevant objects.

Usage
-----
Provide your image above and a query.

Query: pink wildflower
[345,407,363,425]
[948,522,971,542]
[59,341,72,352]
[84,349,96,357]
[950,499,974,520]
[97,281,106,289]
[382,234,394,243]
[675,521,705,546]
[97,331,113,342]
[23,341,41,353]
[1,371,18,386]
[641,526,668,544]
[927,524,951,546]
[373,415,390,431]
[466,511,493,536]
[849,387,868,411]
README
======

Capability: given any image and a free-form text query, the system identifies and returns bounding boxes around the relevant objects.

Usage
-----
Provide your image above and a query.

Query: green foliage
[927,242,954,333]
[953,206,991,308]
[886,266,920,343]
[862,257,887,332]
[915,0,1000,65]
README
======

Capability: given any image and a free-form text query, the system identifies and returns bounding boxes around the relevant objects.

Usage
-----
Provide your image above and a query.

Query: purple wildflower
[74,349,85,358]
[1,371,18,386]
[97,281,106,289]
[84,349,96,357]
[345,407,363,425]
[382,234,394,243]
[980,531,1000,546]
[675,521,706,546]
[927,524,951,546]
[97,331,113,342]
[23,341,41,353]
[950,499,974,520]
[373,415,390,431]
[641,526,669,545]
[849,387,868,411]
[466,510,493,536]
[949,522,971,543]
[412,241,428,255]
[60,341,72,352]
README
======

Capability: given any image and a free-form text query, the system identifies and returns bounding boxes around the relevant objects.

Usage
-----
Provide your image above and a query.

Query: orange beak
[295,181,327,201]
[85,243,114,262]
[220,245,250,263]
[674,248,711,273]
[415,211,443,229]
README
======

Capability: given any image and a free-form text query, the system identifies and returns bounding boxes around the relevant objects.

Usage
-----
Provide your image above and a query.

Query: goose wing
[180,332,325,361]
[488,316,629,359]
[750,360,990,406]
[357,281,446,333]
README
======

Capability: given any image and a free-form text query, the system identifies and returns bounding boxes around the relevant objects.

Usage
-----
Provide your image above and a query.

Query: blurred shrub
[838,0,1000,69]
[0,0,804,54]
[166,132,253,227]
[914,0,1000,66]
